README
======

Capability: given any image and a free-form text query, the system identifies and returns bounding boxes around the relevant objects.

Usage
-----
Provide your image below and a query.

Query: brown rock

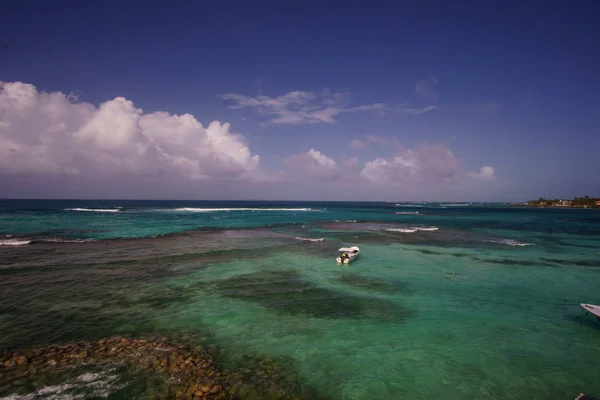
[198,385,211,394]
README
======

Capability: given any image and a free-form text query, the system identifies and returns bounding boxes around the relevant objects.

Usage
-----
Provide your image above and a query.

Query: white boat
[581,303,600,321]
[336,246,360,264]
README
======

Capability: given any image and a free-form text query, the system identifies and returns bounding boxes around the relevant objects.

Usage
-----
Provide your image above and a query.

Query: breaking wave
[385,226,439,233]
[395,212,420,215]
[64,208,122,213]
[35,238,95,244]
[486,239,535,247]
[294,237,325,242]
[0,239,31,246]
[172,207,317,212]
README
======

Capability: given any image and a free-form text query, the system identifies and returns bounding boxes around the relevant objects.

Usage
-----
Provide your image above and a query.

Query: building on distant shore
[557,200,572,207]
[596,200,600,207]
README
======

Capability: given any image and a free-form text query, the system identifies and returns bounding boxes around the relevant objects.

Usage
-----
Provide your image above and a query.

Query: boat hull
[336,254,359,264]
[581,303,600,321]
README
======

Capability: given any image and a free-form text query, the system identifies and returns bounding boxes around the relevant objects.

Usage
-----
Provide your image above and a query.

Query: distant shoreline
[512,197,600,209]
[510,204,600,209]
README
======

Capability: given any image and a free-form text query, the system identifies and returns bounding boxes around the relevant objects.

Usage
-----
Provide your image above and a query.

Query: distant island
[520,196,600,209]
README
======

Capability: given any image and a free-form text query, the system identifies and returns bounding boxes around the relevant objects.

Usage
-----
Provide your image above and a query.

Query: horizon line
[0,198,520,203]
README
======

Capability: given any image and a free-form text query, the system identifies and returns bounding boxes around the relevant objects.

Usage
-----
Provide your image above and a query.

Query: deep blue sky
[1,0,599,200]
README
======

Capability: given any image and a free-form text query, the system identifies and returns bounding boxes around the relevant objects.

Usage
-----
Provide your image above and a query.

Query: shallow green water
[1,200,600,399]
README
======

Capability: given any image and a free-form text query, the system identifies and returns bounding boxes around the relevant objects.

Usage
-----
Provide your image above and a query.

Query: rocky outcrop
[0,336,303,399]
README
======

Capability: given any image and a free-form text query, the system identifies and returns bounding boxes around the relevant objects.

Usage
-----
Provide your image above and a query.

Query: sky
[1,0,599,201]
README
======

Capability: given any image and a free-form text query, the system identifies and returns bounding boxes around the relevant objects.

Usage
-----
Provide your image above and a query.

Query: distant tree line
[526,196,600,208]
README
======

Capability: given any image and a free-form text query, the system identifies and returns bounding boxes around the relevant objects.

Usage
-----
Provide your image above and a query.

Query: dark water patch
[0,229,305,271]
[207,269,413,321]
[540,258,600,268]
[565,242,600,249]
[0,262,193,350]
[312,220,373,231]
[452,252,468,257]
[471,257,553,267]
[336,274,409,294]
[0,238,338,352]
[416,248,444,255]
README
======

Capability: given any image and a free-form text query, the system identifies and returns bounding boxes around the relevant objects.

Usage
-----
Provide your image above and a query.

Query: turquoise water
[1,200,600,399]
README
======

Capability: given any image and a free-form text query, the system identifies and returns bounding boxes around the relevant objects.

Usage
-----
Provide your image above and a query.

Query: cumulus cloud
[0,81,262,182]
[282,142,496,194]
[350,139,364,149]
[343,157,359,169]
[468,166,496,181]
[284,149,340,180]
[220,90,387,125]
[359,144,463,187]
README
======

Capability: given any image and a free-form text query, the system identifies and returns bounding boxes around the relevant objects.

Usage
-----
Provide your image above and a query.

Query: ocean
[1,199,600,400]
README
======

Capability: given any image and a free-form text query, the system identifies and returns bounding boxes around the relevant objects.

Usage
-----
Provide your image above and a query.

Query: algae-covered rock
[1,334,309,400]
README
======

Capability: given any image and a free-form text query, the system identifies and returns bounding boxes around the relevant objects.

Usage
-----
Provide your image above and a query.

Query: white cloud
[284,149,340,180]
[0,81,262,181]
[350,139,365,149]
[343,157,359,169]
[468,166,496,181]
[360,144,463,187]
[402,105,436,115]
[220,90,388,125]
[281,143,496,194]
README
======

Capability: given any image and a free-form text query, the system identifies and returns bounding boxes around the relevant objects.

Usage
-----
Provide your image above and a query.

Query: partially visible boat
[336,246,360,264]
[581,303,600,322]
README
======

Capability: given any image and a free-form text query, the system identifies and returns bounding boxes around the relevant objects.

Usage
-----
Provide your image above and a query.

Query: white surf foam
[386,228,418,233]
[294,237,325,242]
[415,226,439,231]
[0,369,122,400]
[39,238,94,243]
[395,211,420,215]
[385,226,439,233]
[487,239,535,247]
[172,207,316,212]
[0,239,31,246]
[64,208,121,213]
